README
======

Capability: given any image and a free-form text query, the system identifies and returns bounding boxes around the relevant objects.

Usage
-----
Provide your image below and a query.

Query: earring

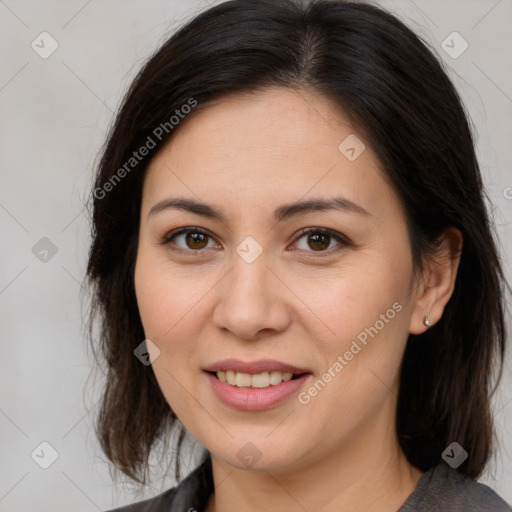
[424,315,431,328]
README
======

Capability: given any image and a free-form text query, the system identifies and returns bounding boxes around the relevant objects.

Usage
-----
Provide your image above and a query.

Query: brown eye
[163,228,217,251]
[293,228,350,254]
[185,232,209,249]
[307,233,331,251]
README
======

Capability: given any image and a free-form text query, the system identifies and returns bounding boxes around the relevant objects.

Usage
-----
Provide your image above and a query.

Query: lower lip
[206,372,311,411]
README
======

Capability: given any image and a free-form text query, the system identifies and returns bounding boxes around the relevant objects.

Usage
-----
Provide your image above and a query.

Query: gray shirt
[106,455,511,511]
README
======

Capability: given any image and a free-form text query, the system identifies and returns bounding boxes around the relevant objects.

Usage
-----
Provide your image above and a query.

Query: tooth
[235,372,252,387]
[216,370,297,387]
[269,371,283,385]
[251,372,270,388]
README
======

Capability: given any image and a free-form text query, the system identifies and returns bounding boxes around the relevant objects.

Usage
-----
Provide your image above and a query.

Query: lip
[205,372,311,411]
[204,359,312,411]
[203,358,310,375]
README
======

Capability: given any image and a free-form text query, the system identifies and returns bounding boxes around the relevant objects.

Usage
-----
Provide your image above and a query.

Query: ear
[409,227,463,335]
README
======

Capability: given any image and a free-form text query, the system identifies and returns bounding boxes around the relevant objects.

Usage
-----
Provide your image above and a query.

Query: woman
[86,0,511,510]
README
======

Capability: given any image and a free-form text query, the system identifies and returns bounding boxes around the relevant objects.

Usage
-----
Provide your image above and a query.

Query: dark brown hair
[86,0,508,485]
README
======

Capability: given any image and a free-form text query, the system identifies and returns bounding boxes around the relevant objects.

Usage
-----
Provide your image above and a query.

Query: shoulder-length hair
[86,0,508,485]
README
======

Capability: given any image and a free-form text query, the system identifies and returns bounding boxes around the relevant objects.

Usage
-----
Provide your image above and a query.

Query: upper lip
[204,359,310,375]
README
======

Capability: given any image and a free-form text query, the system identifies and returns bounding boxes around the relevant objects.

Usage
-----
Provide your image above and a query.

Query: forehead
[142,87,400,222]
[163,87,360,164]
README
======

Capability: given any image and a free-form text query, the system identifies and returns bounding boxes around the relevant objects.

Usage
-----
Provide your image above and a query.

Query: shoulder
[104,486,177,512]
[400,464,511,512]
[103,454,213,512]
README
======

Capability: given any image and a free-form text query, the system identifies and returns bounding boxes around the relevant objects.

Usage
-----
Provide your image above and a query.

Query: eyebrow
[148,196,370,223]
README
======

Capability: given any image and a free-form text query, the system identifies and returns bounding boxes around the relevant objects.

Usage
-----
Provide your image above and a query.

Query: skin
[134,87,462,511]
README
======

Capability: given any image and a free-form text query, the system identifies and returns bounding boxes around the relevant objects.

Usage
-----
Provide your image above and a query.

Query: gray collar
[170,452,213,511]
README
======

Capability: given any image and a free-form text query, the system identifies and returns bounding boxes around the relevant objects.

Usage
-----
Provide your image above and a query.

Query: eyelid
[161,226,212,244]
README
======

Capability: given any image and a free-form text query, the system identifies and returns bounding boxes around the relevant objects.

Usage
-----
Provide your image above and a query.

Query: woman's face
[134,87,422,473]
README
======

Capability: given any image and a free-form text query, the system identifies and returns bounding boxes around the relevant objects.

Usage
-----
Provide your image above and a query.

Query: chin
[208,435,311,474]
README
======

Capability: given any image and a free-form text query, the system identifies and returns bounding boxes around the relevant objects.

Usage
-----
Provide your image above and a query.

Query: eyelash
[160,226,351,256]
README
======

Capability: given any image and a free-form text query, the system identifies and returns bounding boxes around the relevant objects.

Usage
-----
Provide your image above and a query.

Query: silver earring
[424,315,431,328]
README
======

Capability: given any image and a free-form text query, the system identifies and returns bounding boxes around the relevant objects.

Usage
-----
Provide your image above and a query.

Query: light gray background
[1,0,511,510]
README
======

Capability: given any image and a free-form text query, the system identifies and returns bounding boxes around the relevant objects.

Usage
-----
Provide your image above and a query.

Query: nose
[212,250,291,340]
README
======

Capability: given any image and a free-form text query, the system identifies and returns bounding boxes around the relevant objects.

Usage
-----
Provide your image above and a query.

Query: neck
[205,397,423,512]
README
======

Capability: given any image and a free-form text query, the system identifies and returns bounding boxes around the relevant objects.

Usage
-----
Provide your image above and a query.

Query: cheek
[134,252,204,417]
[306,256,410,348]
[133,247,218,396]
[300,251,412,406]
[133,252,199,404]
[134,247,209,341]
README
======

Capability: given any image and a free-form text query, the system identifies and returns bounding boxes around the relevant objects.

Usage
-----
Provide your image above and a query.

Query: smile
[204,359,312,411]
